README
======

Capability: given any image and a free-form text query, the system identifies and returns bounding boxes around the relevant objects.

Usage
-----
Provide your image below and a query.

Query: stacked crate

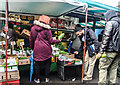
[0,56,20,82]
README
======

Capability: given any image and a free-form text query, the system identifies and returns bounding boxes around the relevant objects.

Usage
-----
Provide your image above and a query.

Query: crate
[0,80,19,85]
[57,59,75,66]
[21,29,30,39]
[18,58,30,65]
[57,64,82,81]
[0,71,20,82]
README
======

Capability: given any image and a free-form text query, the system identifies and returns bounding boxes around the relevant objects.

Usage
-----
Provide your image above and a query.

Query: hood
[104,10,118,21]
[33,20,51,31]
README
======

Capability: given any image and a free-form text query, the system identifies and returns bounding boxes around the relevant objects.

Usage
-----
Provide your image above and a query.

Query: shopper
[70,24,83,59]
[29,15,60,83]
[74,27,100,81]
[97,10,120,85]
[7,22,20,43]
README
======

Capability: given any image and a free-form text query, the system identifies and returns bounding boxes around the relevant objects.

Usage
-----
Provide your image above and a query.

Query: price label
[11,41,16,45]
[20,42,24,46]
[0,41,5,45]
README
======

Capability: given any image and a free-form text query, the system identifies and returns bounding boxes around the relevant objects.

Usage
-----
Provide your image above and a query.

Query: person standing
[29,15,60,83]
[70,24,83,59]
[97,10,120,85]
[7,22,21,43]
[83,27,100,81]
[72,27,100,80]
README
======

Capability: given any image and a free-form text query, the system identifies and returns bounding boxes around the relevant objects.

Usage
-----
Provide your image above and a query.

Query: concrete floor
[20,60,120,85]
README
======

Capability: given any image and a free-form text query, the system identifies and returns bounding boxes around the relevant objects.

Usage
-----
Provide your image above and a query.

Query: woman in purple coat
[29,15,60,83]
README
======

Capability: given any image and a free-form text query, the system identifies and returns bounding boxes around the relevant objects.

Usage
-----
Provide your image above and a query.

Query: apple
[102,53,106,58]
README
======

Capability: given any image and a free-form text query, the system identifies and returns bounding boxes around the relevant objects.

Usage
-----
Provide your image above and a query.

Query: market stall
[0,0,87,84]
[0,0,119,84]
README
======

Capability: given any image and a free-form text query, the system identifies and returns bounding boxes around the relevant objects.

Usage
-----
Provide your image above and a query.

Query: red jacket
[29,21,60,61]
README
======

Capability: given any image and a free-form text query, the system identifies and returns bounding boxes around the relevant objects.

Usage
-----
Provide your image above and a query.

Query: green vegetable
[59,51,67,54]
[19,57,28,60]
[96,52,106,59]
[58,33,65,39]
[55,54,59,57]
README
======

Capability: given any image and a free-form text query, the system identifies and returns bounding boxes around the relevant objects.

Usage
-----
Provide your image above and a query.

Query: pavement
[20,60,120,85]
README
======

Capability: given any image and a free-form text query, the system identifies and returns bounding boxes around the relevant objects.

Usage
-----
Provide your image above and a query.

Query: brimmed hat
[38,15,50,25]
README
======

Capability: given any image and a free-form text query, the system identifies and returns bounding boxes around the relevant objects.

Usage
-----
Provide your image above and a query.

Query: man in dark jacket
[97,10,120,84]
[83,27,100,81]
[70,24,83,59]
[71,25,100,80]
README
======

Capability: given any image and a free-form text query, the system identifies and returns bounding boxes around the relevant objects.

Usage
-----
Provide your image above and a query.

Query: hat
[38,15,50,25]
[74,27,83,33]
[104,10,117,21]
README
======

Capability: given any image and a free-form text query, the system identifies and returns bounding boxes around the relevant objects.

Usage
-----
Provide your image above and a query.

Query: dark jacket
[7,28,19,43]
[86,28,100,57]
[29,21,60,61]
[70,33,83,57]
[100,10,119,54]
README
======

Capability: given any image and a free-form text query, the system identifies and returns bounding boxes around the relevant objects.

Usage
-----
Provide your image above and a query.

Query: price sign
[11,41,16,45]
[20,42,24,46]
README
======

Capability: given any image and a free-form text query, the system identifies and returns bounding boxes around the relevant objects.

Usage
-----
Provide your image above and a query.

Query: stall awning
[64,0,119,22]
[0,0,85,16]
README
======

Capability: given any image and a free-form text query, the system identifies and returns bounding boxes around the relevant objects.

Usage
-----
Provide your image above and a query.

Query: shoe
[45,78,50,83]
[72,78,76,81]
[34,79,40,83]
[83,76,92,81]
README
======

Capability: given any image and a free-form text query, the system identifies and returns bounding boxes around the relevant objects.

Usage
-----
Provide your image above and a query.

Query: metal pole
[56,17,58,39]
[4,0,8,84]
[81,4,88,83]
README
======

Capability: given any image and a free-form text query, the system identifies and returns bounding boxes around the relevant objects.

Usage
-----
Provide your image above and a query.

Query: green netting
[50,62,57,72]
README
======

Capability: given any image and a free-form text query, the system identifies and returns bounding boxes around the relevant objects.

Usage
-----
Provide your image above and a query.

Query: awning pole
[81,4,88,83]
[4,0,8,84]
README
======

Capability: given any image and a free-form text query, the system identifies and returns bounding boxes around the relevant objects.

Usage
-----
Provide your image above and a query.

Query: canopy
[0,0,85,16]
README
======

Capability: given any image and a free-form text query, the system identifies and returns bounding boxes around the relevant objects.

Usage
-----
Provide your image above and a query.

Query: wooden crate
[18,58,30,65]
[21,29,30,39]
[0,71,20,82]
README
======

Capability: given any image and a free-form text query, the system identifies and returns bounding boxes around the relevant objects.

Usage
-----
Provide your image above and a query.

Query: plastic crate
[0,80,19,85]
[0,71,20,82]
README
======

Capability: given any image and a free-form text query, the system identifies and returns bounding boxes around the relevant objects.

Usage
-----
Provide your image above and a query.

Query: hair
[76,24,81,27]
[8,22,13,28]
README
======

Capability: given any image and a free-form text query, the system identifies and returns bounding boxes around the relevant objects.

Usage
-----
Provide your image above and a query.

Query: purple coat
[29,22,60,61]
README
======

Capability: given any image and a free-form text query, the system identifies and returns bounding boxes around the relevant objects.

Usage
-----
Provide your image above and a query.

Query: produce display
[58,33,65,39]
[55,42,65,50]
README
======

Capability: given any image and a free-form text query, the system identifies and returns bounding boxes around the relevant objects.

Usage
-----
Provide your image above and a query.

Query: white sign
[11,41,16,45]
[0,41,5,45]
[20,42,24,46]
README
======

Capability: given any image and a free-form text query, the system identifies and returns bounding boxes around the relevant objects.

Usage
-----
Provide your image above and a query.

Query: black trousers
[35,58,51,79]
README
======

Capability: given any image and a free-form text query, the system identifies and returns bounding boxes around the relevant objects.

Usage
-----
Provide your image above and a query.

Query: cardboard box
[0,67,5,72]
[0,71,20,82]
[6,66,18,72]
[21,29,30,39]
[18,56,30,65]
